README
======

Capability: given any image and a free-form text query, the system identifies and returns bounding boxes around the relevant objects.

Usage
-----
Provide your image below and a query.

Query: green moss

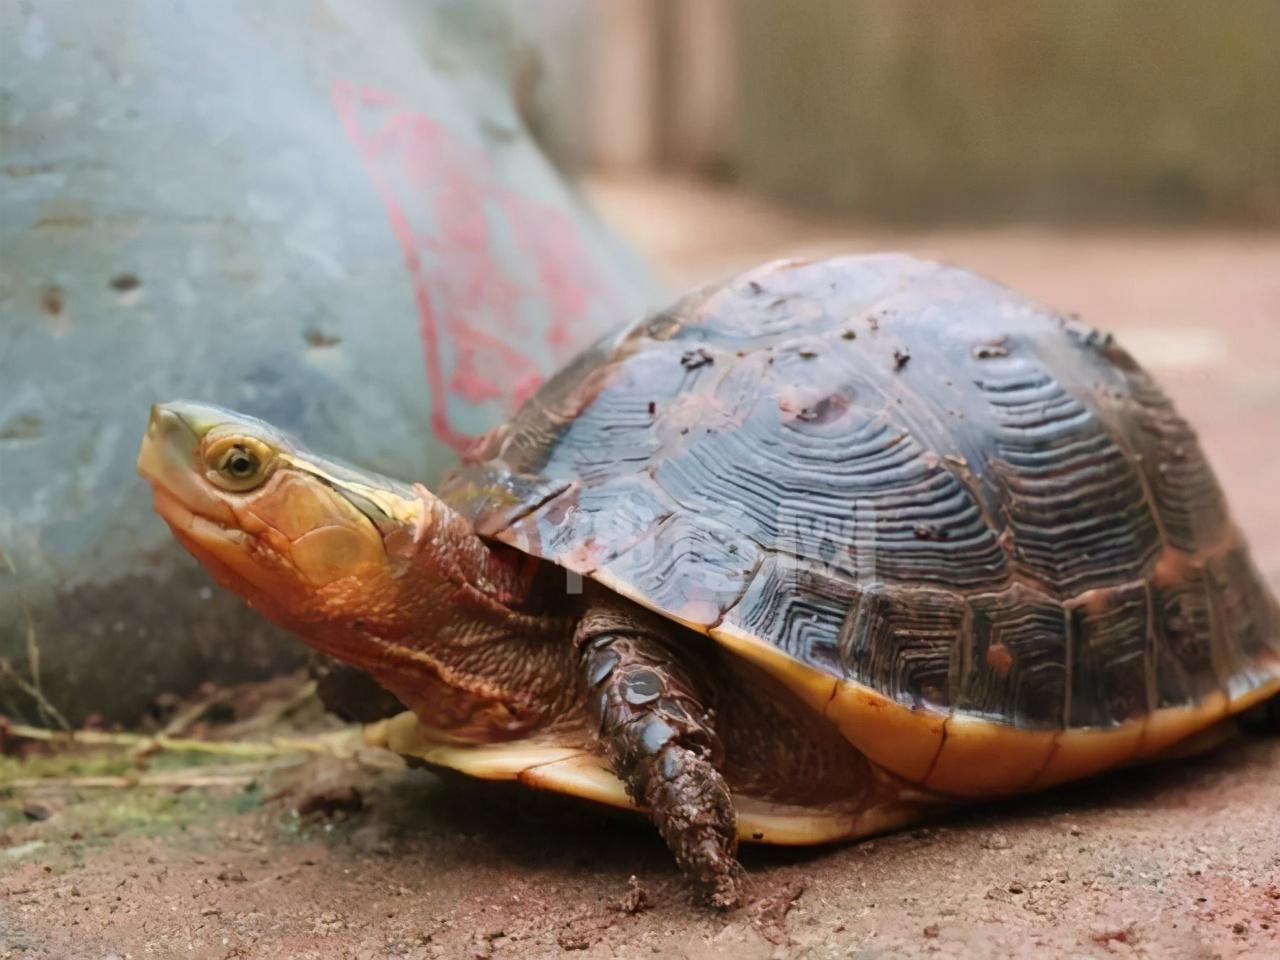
[145,749,259,772]
[0,747,273,853]
[87,790,212,835]
[0,744,274,785]
[232,781,264,815]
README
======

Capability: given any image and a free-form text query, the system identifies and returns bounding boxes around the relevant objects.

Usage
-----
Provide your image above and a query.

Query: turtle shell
[441,254,1280,799]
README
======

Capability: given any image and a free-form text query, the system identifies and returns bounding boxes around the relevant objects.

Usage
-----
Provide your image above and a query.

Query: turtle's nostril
[138,404,202,482]
[148,406,173,441]
[149,404,196,438]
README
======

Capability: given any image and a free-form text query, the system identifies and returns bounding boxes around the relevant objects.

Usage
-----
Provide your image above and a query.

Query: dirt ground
[4,177,1280,959]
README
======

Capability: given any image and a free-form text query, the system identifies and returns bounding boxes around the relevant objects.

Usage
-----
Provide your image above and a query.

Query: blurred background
[4,3,1280,954]
[527,0,1280,224]
[2,0,1279,719]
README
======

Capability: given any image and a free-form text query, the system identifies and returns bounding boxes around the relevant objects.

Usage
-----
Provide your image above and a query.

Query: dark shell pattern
[442,255,1280,732]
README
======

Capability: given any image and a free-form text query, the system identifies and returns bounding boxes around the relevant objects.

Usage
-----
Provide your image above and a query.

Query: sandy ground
[4,733,1280,959]
[4,177,1280,959]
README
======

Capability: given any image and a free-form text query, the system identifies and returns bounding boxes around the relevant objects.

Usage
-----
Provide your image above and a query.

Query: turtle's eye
[205,436,273,492]
[222,446,258,478]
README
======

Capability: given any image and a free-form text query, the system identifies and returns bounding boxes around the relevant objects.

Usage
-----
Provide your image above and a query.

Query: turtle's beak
[138,402,241,531]
[138,403,199,484]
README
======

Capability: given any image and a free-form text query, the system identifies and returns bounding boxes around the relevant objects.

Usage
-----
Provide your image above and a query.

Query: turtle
[137,254,1280,908]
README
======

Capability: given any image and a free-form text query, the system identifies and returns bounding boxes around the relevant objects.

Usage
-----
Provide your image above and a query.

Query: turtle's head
[137,401,429,666]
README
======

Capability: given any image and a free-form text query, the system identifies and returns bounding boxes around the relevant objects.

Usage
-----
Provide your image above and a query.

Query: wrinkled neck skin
[195,492,579,745]
[363,497,580,744]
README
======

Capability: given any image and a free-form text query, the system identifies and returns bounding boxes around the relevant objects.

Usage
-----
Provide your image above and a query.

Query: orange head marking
[136,401,432,666]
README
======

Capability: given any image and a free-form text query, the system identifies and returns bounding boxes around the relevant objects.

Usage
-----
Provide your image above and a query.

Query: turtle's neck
[352,491,580,743]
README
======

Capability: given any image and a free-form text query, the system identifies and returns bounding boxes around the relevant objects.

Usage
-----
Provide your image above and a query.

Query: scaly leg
[577,610,742,908]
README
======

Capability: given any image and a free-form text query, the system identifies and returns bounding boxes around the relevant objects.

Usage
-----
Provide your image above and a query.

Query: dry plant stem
[138,678,319,765]
[0,659,65,729]
[158,686,238,738]
[0,550,70,731]
[9,759,306,791]
[4,722,357,760]
[220,680,319,738]
[154,677,317,740]
[8,774,259,790]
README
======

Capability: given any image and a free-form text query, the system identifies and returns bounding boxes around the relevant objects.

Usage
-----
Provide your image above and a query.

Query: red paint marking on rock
[332,78,619,450]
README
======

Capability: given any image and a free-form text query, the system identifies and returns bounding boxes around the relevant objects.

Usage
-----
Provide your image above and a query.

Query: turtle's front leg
[578,621,742,908]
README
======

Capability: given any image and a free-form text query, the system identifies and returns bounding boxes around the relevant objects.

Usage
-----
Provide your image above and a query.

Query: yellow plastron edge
[363,711,940,845]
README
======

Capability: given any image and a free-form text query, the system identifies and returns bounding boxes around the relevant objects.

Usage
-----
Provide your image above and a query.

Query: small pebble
[983,833,1012,851]
[296,785,363,819]
[22,801,58,822]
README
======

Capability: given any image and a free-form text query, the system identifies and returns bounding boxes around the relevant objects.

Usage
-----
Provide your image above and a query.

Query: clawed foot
[643,745,743,909]
[578,618,746,909]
